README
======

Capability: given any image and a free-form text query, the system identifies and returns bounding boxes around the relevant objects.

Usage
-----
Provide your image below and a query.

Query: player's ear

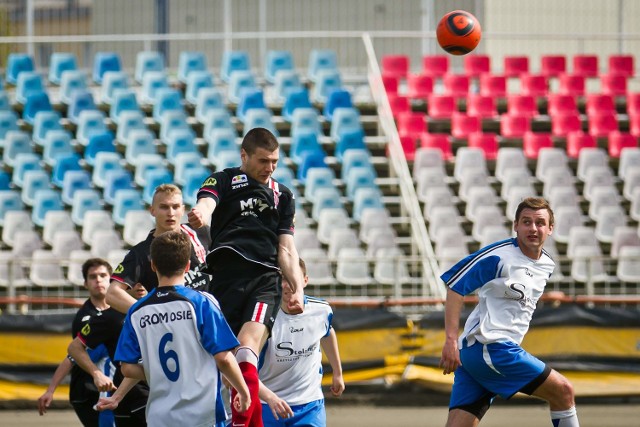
[184,260,191,274]
[150,259,157,273]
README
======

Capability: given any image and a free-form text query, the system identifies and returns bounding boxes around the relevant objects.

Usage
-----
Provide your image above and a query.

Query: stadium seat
[608,131,638,158]
[430,205,463,242]
[466,94,497,118]
[0,251,31,288]
[110,90,141,125]
[503,55,529,77]
[32,111,62,147]
[359,207,391,244]
[134,154,166,187]
[51,153,82,188]
[59,70,88,104]
[174,152,204,186]
[323,89,352,121]
[397,111,426,138]
[243,108,278,136]
[203,108,236,144]
[427,94,456,119]
[588,186,622,222]
[68,249,92,286]
[547,93,578,116]
[463,54,490,78]
[11,153,43,189]
[588,112,618,138]
[112,189,144,226]
[140,71,169,105]
[304,167,336,204]
[381,74,399,95]
[236,89,266,123]
[165,128,197,162]
[422,55,449,78]
[330,107,362,141]
[419,133,453,161]
[412,146,444,178]
[182,167,210,207]
[522,132,553,159]
[551,113,582,139]
[345,166,377,201]
[629,188,640,222]
[0,171,9,191]
[572,54,599,78]
[76,110,108,146]
[32,189,63,227]
[535,147,568,180]
[103,169,134,205]
[520,74,548,98]
[387,94,410,119]
[443,74,470,98]
[308,49,338,83]
[22,92,52,124]
[185,70,214,105]
[0,92,10,112]
[61,169,91,206]
[123,210,155,246]
[67,90,97,125]
[500,167,535,200]
[90,229,123,259]
[540,55,566,78]
[159,110,191,143]
[299,248,335,286]
[618,147,640,180]
[335,129,367,162]
[29,250,66,287]
[135,51,165,84]
[6,53,34,85]
[84,131,117,167]
[454,147,488,182]
[100,71,130,105]
[416,167,449,201]
[142,168,173,205]
[311,187,343,221]
[465,185,499,222]
[290,132,325,165]
[616,246,640,283]
[585,93,616,117]
[81,210,115,245]
[153,88,184,123]
[335,247,371,286]
[494,147,527,182]
[264,50,294,83]
[194,88,224,123]
[281,88,312,122]
[571,245,609,284]
[0,190,24,226]
[600,74,627,97]
[316,208,350,245]
[558,74,585,97]
[2,211,34,248]
[2,130,33,167]
[15,71,44,105]
[123,129,157,166]
[294,228,321,252]
[273,69,303,103]
[206,127,239,159]
[352,187,384,222]
[406,74,434,99]
[630,114,640,138]
[467,132,498,160]
[93,52,122,84]
[479,74,507,98]
[505,94,537,118]
[396,134,417,161]
[71,189,102,226]
[220,50,250,83]
[42,210,75,246]
[451,113,481,139]
[342,148,374,181]
[227,70,257,104]
[608,54,634,78]
[365,228,398,258]
[312,69,342,103]
[381,54,409,79]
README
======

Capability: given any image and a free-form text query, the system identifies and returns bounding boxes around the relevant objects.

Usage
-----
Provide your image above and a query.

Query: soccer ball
[436,10,482,56]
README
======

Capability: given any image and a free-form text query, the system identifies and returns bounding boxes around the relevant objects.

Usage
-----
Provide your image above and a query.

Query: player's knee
[549,377,575,408]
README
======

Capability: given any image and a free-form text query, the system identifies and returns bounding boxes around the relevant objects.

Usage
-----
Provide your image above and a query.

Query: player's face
[127,283,148,300]
[241,147,279,184]
[85,265,110,299]
[150,192,185,233]
[514,208,554,259]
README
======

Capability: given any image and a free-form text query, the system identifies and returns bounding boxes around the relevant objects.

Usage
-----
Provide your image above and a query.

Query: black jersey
[197,167,295,269]
[111,224,212,292]
[69,299,102,403]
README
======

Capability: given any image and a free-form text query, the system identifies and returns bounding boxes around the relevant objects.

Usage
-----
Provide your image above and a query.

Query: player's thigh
[237,320,270,354]
[530,369,575,409]
[71,400,100,427]
[241,270,282,330]
[446,408,481,427]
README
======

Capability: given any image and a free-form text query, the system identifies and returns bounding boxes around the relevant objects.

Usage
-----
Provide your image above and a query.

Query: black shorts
[208,251,282,335]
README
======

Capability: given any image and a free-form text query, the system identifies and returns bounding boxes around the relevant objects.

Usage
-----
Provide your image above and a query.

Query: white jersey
[441,238,555,347]
[115,286,239,427]
[259,296,333,406]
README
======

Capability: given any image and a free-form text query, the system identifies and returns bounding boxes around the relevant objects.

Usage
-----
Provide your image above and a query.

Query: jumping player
[258,258,344,427]
[107,184,211,313]
[439,197,580,427]
[188,127,305,427]
[100,230,250,427]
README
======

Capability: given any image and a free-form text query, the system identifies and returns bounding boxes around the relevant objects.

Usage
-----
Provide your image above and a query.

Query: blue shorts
[262,399,326,427]
[449,341,549,409]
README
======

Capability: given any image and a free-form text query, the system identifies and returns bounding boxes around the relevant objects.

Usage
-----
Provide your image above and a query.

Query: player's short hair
[152,184,183,205]
[515,197,555,226]
[150,231,191,278]
[81,258,112,282]
[241,127,279,155]
[298,258,307,277]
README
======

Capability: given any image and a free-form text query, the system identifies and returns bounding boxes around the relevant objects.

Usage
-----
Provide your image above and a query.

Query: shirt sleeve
[77,313,113,350]
[324,308,334,338]
[110,249,140,289]
[440,254,502,296]
[114,313,142,364]
[197,293,240,355]
[277,188,295,236]
[196,172,225,204]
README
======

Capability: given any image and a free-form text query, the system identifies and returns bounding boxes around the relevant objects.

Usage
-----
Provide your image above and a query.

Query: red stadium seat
[406,73,434,99]
[422,55,449,78]
[628,114,640,137]
[466,94,497,118]
[551,113,582,138]
[468,132,498,160]
[397,111,426,138]
[500,114,531,139]
[608,54,635,78]
[566,131,597,158]
[419,132,453,160]
[547,94,578,116]
[507,94,538,118]
[585,94,616,117]
[396,134,417,161]
[381,74,399,95]
[451,113,481,139]
[572,54,599,78]
[381,55,409,79]
[588,112,618,138]
[464,54,491,78]
[443,74,470,98]
[520,74,549,98]
[540,55,566,78]
[479,74,507,98]
[600,74,627,97]
[387,94,410,118]
[608,131,638,158]
[503,56,529,77]
[427,94,456,119]
[523,132,553,159]
[627,93,640,118]
[558,74,585,97]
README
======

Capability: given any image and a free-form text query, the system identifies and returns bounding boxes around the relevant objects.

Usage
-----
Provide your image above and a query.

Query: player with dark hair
[258,258,344,427]
[98,231,250,427]
[188,127,305,427]
[107,184,212,313]
[440,197,580,427]
[38,258,115,426]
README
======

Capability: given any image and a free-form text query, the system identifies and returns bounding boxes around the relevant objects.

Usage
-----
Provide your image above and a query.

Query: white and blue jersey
[115,285,239,427]
[441,238,555,348]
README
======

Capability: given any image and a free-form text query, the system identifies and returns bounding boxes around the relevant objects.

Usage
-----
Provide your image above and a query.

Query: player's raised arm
[321,328,345,397]
[106,280,137,314]
[440,288,464,375]
[277,234,304,312]
[188,198,217,228]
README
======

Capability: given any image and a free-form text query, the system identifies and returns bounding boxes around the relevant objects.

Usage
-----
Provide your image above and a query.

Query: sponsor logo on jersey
[81,323,91,336]
[203,177,217,186]
[504,283,536,308]
[114,264,124,274]
[81,315,91,322]
[240,197,270,217]
[275,341,318,359]
[289,326,304,333]
[232,174,247,184]
[139,310,193,328]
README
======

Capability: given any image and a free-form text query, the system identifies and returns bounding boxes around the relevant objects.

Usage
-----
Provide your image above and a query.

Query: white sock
[550,406,579,427]
[235,346,258,366]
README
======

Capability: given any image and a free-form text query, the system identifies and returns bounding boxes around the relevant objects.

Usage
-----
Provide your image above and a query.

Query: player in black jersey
[188,127,305,427]
[38,258,114,426]
[107,184,212,313]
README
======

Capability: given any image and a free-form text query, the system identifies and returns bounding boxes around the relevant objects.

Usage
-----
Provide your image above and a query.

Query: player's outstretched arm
[277,234,304,312]
[95,377,140,412]
[37,356,73,415]
[68,338,115,392]
[321,328,345,397]
[214,350,251,413]
[188,198,216,228]
[106,281,137,314]
[258,380,293,420]
[439,288,464,375]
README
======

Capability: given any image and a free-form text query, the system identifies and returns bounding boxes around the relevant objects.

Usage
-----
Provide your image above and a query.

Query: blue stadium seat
[330,107,362,141]
[181,167,210,207]
[345,166,378,200]
[291,108,321,137]
[178,51,208,84]
[264,50,294,83]
[15,71,44,104]
[195,88,224,123]
[115,110,147,143]
[312,69,342,103]
[12,153,43,188]
[153,88,184,122]
[6,53,35,85]
[335,129,367,162]
[165,128,198,163]
[323,89,353,121]
[71,189,102,226]
[281,88,313,122]
[134,154,166,187]
[308,49,337,83]
[220,50,250,83]
[103,169,133,205]
[3,130,33,167]
[32,111,62,147]
[100,71,129,105]
[92,152,124,188]
[227,70,257,104]
[142,168,173,205]
[185,71,214,105]
[311,187,343,221]
[135,51,165,84]
[236,89,266,123]
[341,148,372,180]
[290,131,326,165]
[52,153,83,188]
[32,189,63,227]
[296,149,328,184]
[305,167,336,204]
[112,189,143,226]
[67,90,97,124]
[271,166,296,191]
[203,108,236,139]
[174,152,204,185]
[110,89,141,125]
[93,52,122,84]
[59,70,88,104]
[61,169,91,205]
[273,70,303,103]
[0,92,10,112]
[0,110,19,141]
[140,71,169,105]
[124,129,157,166]
[84,131,116,167]
[0,190,24,226]
[212,150,239,171]
[243,108,278,137]
[0,171,10,190]
[21,170,51,207]
[352,187,384,222]
[159,110,191,143]
[22,92,53,124]
[206,128,239,161]
[48,52,77,85]
[76,110,108,146]
[42,129,74,167]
